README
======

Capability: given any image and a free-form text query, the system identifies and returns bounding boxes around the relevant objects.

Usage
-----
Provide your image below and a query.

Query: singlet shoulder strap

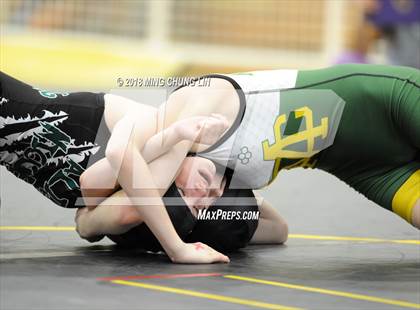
[173,74,246,156]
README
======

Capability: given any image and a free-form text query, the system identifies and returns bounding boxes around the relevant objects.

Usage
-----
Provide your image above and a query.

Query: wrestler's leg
[296,65,420,228]
[411,199,420,229]
[393,66,420,228]
[391,168,420,229]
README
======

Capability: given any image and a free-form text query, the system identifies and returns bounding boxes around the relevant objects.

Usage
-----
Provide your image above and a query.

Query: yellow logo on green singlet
[262,106,328,181]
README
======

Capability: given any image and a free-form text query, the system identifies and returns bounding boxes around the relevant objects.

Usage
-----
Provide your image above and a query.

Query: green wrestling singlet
[192,64,420,223]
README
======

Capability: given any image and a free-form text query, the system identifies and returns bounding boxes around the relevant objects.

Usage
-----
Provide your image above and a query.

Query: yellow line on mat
[110,280,301,310]
[224,275,420,309]
[0,227,418,244]
[289,234,420,245]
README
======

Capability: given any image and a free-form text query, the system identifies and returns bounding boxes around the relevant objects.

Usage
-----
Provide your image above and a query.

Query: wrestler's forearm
[106,135,184,257]
[78,144,191,238]
[81,120,192,216]
[80,123,185,206]
[141,121,185,163]
[81,83,230,201]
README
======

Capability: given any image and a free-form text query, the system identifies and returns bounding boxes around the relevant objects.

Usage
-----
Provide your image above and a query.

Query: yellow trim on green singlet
[392,170,420,223]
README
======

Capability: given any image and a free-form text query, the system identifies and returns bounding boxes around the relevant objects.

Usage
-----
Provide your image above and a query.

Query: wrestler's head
[175,156,226,215]
[109,156,259,253]
[174,156,259,252]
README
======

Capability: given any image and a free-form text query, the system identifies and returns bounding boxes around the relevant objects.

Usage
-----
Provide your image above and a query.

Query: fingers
[201,243,230,263]
[214,251,230,263]
[209,250,230,263]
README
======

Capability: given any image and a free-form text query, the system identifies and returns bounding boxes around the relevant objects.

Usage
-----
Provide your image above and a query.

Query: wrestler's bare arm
[80,113,229,208]
[82,78,235,177]
[76,141,193,238]
[80,119,188,208]
[104,115,186,258]
[77,112,229,235]
[81,81,235,263]
[105,116,229,263]
[80,78,236,204]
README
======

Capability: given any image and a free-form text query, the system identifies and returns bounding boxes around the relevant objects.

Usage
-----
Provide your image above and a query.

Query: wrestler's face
[175,157,226,212]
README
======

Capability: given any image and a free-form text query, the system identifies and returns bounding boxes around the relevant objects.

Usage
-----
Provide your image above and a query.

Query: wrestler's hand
[176,114,229,145]
[169,242,230,264]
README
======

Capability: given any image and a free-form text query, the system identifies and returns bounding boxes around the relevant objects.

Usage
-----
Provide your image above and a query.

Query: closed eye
[199,170,212,185]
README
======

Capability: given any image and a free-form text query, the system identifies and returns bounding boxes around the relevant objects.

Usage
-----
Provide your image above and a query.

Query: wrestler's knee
[411,199,420,229]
